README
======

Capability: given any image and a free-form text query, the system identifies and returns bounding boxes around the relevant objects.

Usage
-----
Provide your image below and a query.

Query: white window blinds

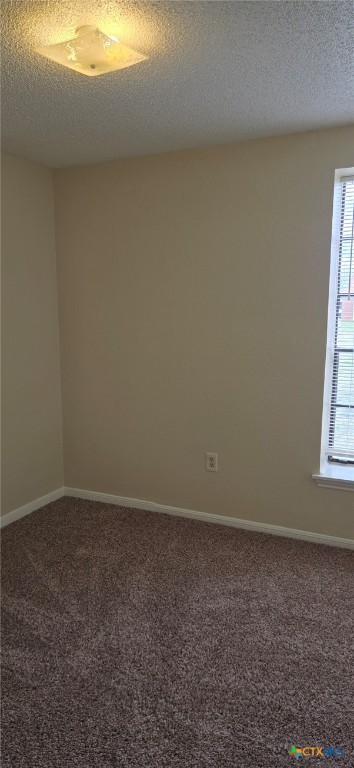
[326,175,354,463]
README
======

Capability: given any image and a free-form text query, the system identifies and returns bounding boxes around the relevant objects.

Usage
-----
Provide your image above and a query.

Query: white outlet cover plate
[206,452,218,471]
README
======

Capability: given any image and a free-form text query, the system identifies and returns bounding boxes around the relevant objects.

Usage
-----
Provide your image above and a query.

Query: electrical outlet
[205,452,218,472]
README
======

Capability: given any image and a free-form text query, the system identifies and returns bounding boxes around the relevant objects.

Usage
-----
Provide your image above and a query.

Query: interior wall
[54,126,354,539]
[1,152,63,515]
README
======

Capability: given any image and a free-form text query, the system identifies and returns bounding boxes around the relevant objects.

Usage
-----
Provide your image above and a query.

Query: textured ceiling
[1,0,354,168]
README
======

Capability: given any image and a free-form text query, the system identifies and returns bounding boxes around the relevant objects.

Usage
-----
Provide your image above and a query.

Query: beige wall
[53,126,354,539]
[1,152,63,515]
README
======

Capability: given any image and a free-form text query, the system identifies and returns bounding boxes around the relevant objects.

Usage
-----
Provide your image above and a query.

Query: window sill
[313,464,354,491]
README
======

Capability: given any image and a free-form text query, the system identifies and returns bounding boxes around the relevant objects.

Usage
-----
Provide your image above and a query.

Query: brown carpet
[1,497,354,767]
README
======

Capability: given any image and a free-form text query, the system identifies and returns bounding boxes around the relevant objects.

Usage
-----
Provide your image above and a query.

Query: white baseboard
[64,487,354,550]
[1,488,64,529]
[2,484,352,550]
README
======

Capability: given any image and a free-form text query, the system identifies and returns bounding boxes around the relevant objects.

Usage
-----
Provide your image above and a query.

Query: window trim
[313,463,354,491]
[314,167,354,490]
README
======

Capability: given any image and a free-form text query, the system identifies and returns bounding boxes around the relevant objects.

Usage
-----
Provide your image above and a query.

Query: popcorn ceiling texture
[2,1,353,168]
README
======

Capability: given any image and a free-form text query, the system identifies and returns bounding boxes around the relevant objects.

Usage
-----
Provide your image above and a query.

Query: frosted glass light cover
[36,26,147,77]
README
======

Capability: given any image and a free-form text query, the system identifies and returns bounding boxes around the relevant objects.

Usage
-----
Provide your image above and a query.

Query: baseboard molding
[2,485,352,550]
[64,487,354,550]
[1,488,64,529]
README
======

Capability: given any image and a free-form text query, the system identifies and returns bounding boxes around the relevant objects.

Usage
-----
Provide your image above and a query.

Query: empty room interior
[1,1,354,766]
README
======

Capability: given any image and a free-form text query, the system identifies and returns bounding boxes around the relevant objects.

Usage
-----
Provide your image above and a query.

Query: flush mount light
[36,25,148,77]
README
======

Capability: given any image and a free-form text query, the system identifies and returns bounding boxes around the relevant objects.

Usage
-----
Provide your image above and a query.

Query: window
[317,169,354,487]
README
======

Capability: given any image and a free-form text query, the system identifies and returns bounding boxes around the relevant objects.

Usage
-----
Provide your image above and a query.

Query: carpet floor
[1,497,354,767]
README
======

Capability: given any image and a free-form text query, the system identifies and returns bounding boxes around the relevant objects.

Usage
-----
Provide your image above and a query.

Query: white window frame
[313,167,354,491]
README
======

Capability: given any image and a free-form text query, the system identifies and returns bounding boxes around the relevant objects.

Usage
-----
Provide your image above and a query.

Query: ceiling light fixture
[36,25,147,77]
